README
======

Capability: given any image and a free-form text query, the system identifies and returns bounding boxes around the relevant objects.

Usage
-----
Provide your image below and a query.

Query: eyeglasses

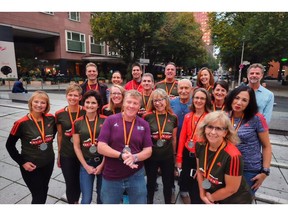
[205,125,227,133]
[153,98,165,103]
[111,92,122,96]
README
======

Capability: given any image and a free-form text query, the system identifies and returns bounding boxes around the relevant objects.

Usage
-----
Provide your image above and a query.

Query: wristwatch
[261,167,270,176]
[119,151,124,161]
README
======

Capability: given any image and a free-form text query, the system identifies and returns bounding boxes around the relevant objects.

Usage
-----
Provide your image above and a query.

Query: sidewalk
[0,81,287,204]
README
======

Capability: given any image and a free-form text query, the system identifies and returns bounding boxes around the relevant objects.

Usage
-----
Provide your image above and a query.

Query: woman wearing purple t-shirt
[225,85,272,196]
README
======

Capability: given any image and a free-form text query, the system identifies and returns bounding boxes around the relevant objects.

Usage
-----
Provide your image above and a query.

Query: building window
[68,12,80,22]
[90,36,105,55]
[66,31,86,53]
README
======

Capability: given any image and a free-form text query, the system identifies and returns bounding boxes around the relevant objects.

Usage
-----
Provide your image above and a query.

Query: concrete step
[256,193,288,204]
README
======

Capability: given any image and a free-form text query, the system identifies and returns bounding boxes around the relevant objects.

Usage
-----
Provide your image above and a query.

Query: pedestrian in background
[97,90,152,204]
[143,89,178,204]
[12,77,28,93]
[196,111,252,204]
[55,83,85,204]
[225,85,272,196]
[73,90,106,204]
[6,91,56,204]
[176,88,212,204]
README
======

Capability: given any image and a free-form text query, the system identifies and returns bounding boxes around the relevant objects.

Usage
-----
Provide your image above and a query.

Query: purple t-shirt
[98,113,153,180]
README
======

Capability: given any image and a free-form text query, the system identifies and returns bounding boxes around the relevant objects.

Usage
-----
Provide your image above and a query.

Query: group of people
[5,61,273,204]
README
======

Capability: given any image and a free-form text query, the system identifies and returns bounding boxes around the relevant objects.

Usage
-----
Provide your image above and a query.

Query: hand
[57,156,61,168]
[251,173,267,190]
[122,150,138,169]
[85,164,96,175]
[22,162,37,172]
[205,192,215,204]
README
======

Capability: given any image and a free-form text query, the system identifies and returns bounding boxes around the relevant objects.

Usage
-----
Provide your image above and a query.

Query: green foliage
[90,12,208,70]
[209,12,288,70]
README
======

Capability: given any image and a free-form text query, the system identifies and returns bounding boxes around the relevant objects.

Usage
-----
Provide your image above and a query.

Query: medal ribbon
[132,80,141,91]
[206,85,212,92]
[88,82,99,91]
[85,115,98,145]
[142,93,151,110]
[67,106,80,124]
[213,104,225,111]
[122,115,136,147]
[203,141,226,179]
[231,113,244,132]
[190,112,205,141]
[165,80,176,96]
[30,113,45,143]
[156,111,168,140]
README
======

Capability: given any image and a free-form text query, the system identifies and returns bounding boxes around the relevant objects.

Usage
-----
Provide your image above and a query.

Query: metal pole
[238,41,245,86]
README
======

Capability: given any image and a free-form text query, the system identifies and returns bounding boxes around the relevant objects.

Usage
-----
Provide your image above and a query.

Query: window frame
[66,30,86,53]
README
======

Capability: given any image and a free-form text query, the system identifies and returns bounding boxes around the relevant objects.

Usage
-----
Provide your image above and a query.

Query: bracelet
[133,154,138,163]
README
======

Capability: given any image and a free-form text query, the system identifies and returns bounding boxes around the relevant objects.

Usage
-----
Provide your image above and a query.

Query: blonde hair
[123,89,142,105]
[197,111,239,144]
[147,88,173,114]
[65,83,82,95]
[28,90,50,114]
[108,84,126,111]
[85,62,97,70]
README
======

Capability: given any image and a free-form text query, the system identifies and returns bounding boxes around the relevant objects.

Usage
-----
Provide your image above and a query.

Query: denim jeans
[243,170,260,195]
[101,167,147,204]
[80,158,102,204]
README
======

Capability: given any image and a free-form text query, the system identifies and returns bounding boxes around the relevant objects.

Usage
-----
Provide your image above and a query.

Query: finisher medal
[202,178,211,189]
[70,137,73,143]
[157,139,165,147]
[39,143,48,151]
[188,140,194,148]
[89,145,97,154]
[123,145,131,153]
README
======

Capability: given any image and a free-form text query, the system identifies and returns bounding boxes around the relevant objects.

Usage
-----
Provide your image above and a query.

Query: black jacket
[80,80,108,106]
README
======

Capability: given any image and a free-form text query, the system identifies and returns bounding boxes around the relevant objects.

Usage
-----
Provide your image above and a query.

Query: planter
[30,80,42,87]
[45,81,52,85]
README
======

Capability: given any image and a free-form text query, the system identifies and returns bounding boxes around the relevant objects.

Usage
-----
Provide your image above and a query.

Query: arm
[56,124,63,168]
[196,158,213,204]
[206,175,241,203]
[176,116,188,167]
[251,131,272,190]
[73,133,96,175]
[263,93,274,123]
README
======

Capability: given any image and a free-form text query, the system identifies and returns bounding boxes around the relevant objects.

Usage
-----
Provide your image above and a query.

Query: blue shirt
[254,85,274,123]
[235,113,268,171]
[170,97,192,139]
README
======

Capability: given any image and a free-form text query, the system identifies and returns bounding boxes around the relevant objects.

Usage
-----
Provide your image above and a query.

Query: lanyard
[67,106,80,124]
[190,112,205,140]
[122,115,136,147]
[231,113,244,131]
[156,111,168,140]
[85,115,98,144]
[142,93,151,110]
[213,104,225,111]
[206,85,212,92]
[88,82,99,91]
[132,80,141,91]
[165,80,176,95]
[203,141,226,179]
[30,113,45,143]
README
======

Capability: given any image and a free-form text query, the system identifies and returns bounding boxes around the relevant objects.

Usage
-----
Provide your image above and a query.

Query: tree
[209,12,288,76]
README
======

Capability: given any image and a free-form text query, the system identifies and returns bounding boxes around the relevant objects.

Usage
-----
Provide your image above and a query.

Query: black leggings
[60,155,81,204]
[179,148,202,204]
[145,157,174,204]
[20,160,54,204]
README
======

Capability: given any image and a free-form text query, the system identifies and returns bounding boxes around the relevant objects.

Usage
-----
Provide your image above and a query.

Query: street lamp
[238,41,245,86]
